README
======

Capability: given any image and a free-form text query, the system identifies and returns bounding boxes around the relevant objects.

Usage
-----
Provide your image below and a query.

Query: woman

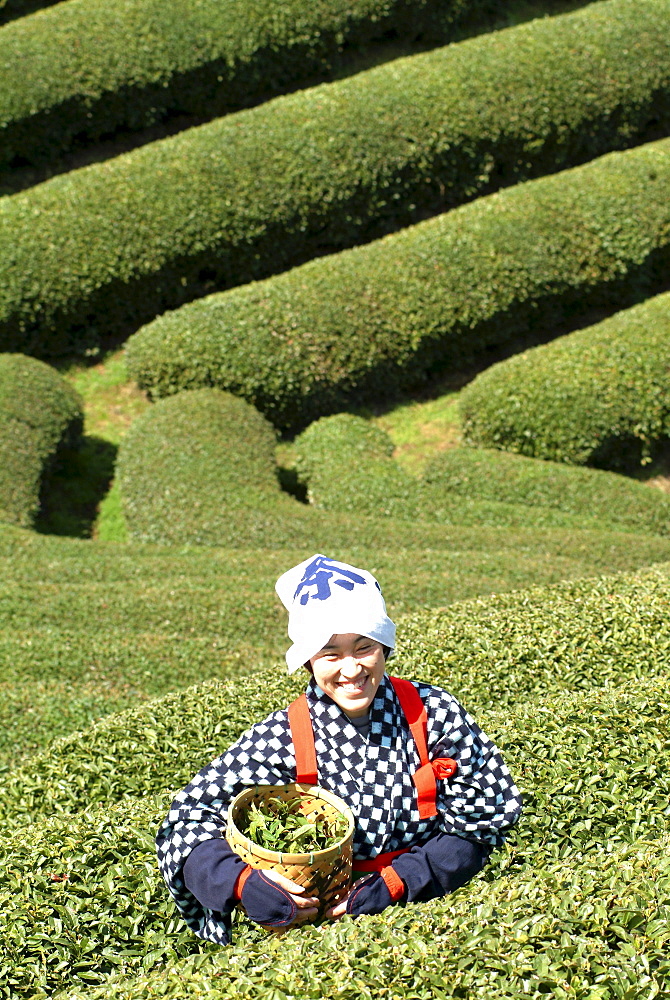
[157,554,522,944]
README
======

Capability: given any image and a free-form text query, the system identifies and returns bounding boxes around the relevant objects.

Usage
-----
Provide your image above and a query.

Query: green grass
[373,389,462,476]
[5,519,670,764]
[65,352,149,446]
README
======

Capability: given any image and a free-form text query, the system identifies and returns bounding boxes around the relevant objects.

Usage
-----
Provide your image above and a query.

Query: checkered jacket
[156,673,522,943]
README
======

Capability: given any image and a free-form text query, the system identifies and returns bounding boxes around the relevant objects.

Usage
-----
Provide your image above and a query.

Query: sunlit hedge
[116,395,612,548]
[425,445,670,535]
[127,138,670,430]
[0,0,59,26]
[294,412,665,533]
[4,563,670,830]
[5,514,670,763]
[2,0,670,356]
[67,828,670,1000]
[0,0,489,171]
[116,389,289,546]
[1,674,668,998]
[459,291,670,472]
[0,353,82,527]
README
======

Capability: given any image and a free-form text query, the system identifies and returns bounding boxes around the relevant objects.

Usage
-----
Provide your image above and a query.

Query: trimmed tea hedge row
[0,0,59,27]
[71,832,670,1000]
[6,509,670,762]
[117,393,632,546]
[294,412,670,534]
[4,562,670,828]
[459,290,670,473]
[424,444,670,535]
[0,0,492,172]
[127,137,670,431]
[2,677,668,997]
[0,353,82,527]
[3,0,670,356]
[116,388,290,546]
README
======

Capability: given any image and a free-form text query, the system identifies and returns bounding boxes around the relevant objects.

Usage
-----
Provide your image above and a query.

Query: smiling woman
[309,633,388,719]
[156,554,522,943]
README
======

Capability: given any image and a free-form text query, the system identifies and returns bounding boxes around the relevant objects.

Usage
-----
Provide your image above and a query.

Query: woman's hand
[262,870,320,926]
[240,868,319,929]
[324,893,350,920]
[325,871,402,920]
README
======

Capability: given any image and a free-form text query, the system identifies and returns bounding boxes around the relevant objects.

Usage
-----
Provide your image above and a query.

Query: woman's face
[309,633,386,718]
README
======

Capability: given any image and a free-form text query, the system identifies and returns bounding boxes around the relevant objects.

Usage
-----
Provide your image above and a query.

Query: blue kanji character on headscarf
[294,556,367,605]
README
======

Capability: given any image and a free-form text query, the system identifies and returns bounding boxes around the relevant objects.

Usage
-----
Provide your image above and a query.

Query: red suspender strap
[390,676,458,820]
[287,693,318,785]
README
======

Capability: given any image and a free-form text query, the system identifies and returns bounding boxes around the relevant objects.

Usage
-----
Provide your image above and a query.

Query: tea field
[1,0,669,996]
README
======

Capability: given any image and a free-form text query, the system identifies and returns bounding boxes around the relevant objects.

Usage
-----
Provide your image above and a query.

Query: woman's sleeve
[156,711,294,944]
[346,832,488,915]
[420,683,523,851]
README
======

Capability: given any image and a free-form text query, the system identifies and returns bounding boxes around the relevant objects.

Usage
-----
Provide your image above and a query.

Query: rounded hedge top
[116,388,284,545]
[0,0,482,170]
[0,352,82,527]
[425,445,670,536]
[0,351,80,424]
[459,290,670,472]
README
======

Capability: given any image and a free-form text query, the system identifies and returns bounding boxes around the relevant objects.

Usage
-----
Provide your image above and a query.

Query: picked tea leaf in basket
[239,795,349,852]
[227,783,355,914]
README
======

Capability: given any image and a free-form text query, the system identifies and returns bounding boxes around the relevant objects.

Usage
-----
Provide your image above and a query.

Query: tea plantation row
[117,389,641,546]
[424,442,670,526]
[127,137,670,430]
[1,666,667,995]
[294,411,670,535]
[7,480,670,766]
[0,0,493,172]
[4,562,669,829]
[0,353,82,526]
[1,0,668,357]
[65,827,669,1000]
[460,290,670,472]
[0,0,57,26]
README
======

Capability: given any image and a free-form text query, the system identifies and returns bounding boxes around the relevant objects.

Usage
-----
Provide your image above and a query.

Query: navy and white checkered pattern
[156,674,522,944]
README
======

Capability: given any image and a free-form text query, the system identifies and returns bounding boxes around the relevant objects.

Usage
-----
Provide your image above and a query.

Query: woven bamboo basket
[227,783,355,913]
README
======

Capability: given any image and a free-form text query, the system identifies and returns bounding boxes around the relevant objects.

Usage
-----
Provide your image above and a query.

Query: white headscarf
[275,554,396,673]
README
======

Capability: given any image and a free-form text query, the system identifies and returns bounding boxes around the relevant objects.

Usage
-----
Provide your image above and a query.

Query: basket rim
[227,782,355,864]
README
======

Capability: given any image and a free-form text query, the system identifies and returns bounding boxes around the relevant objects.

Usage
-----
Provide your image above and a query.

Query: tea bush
[0,0,59,26]
[4,563,669,829]
[0,353,82,527]
[126,137,670,430]
[294,412,664,533]
[116,389,288,546]
[424,445,670,535]
[5,514,670,762]
[459,290,670,473]
[3,0,670,356]
[294,413,417,513]
[1,676,667,997]
[0,0,491,171]
[70,832,669,1000]
[117,395,634,546]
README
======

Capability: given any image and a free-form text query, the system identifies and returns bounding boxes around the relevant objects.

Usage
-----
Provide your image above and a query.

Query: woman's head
[308,633,387,718]
[275,554,396,676]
